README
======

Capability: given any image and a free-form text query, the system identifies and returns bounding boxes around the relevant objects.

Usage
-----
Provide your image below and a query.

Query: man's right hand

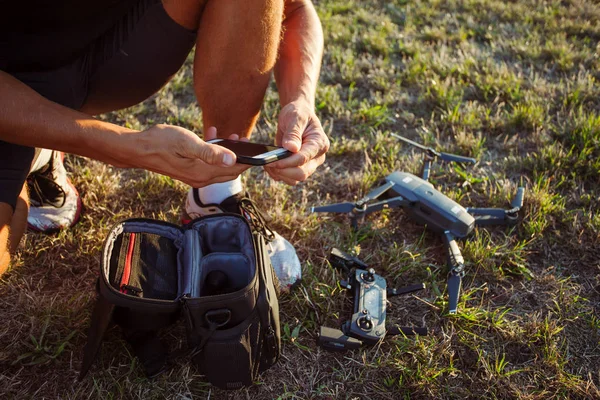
[128,125,250,187]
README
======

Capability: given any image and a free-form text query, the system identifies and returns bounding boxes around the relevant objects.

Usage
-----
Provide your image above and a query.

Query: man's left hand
[264,100,329,185]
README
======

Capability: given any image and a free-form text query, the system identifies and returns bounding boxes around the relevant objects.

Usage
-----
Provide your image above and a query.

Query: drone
[311,133,524,314]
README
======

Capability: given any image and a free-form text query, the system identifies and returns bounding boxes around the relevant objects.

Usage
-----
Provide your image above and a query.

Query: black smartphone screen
[209,140,278,156]
[207,139,292,165]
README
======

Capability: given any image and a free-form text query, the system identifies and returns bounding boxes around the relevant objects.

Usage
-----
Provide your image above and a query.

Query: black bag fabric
[79,214,281,390]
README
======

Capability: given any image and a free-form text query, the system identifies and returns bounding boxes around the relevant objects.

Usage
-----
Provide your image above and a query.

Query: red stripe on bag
[120,233,136,293]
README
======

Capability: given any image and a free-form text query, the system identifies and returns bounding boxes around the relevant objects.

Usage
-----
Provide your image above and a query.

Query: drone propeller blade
[362,181,395,202]
[311,202,356,214]
[447,273,462,314]
[444,231,465,314]
[390,133,432,153]
[392,133,477,165]
[511,187,525,210]
[438,152,477,164]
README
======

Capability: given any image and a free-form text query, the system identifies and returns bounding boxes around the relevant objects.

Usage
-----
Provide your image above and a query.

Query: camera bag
[79,214,281,390]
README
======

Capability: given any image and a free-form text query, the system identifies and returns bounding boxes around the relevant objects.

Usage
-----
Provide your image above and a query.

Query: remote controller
[345,268,387,345]
[318,249,427,351]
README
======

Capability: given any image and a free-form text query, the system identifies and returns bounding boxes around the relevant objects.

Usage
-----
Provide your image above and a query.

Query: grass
[2,0,600,398]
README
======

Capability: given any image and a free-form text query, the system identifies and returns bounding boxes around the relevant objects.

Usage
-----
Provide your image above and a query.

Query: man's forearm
[275,0,324,107]
[0,71,136,167]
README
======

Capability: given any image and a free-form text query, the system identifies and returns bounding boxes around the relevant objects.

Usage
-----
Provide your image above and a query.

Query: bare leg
[0,204,11,275]
[193,0,284,138]
[0,185,29,277]
[153,0,285,139]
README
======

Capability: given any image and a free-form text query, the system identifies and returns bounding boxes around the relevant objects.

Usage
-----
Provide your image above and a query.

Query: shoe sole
[27,178,83,233]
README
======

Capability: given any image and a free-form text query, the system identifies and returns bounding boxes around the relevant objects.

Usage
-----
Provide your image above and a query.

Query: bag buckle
[205,309,232,328]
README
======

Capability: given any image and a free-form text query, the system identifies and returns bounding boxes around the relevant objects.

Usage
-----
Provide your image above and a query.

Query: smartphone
[207,139,293,166]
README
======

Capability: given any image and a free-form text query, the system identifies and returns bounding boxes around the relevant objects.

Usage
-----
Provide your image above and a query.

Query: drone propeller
[511,187,525,210]
[439,152,478,164]
[447,272,462,315]
[311,202,356,214]
[390,133,477,165]
[311,181,395,214]
[444,231,465,314]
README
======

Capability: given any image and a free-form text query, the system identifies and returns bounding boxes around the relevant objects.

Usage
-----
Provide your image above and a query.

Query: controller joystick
[358,315,373,331]
[361,268,376,283]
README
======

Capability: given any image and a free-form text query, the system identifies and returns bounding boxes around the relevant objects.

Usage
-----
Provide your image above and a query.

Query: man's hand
[264,100,329,185]
[132,125,250,187]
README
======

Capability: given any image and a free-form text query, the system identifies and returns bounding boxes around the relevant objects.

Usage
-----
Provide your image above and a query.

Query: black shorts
[0,0,196,210]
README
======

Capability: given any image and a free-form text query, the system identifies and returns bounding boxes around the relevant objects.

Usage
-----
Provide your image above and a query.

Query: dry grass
[2,0,600,398]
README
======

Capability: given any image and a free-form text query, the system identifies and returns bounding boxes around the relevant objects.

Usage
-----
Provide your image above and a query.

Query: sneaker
[27,151,83,232]
[184,189,302,291]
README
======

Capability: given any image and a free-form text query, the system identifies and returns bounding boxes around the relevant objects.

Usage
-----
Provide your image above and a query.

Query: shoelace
[238,197,275,242]
[28,172,66,208]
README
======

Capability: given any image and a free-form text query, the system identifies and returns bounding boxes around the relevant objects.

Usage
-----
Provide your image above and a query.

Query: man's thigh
[0,0,197,210]
[9,0,196,116]
[81,0,197,115]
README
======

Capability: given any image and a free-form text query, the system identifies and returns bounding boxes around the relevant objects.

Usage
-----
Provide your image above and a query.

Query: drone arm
[466,208,507,216]
[363,196,409,214]
[329,248,369,274]
[443,231,465,314]
[467,187,525,226]
[360,181,395,204]
[387,283,425,297]
[385,283,427,336]
[466,207,512,226]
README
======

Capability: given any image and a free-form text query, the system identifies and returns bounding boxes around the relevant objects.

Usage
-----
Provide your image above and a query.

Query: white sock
[30,148,53,173]
[197,176,243,205]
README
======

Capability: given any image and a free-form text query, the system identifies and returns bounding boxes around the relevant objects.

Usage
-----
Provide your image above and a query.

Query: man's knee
[162,0,209,30]
[196,0,284,73]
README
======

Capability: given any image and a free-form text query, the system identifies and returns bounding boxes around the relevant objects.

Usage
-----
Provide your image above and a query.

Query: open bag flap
[99,219,185,311]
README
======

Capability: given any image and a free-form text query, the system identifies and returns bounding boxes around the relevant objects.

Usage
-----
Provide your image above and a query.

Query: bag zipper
[119,233,136,293]
[264,325,277,357]
[180,293,194,333]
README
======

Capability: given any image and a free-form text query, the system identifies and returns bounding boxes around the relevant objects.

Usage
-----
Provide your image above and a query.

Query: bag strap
[189,323,220,358]
[168,300,224,362]
[79,280,116,380]
[253,234,280,361]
